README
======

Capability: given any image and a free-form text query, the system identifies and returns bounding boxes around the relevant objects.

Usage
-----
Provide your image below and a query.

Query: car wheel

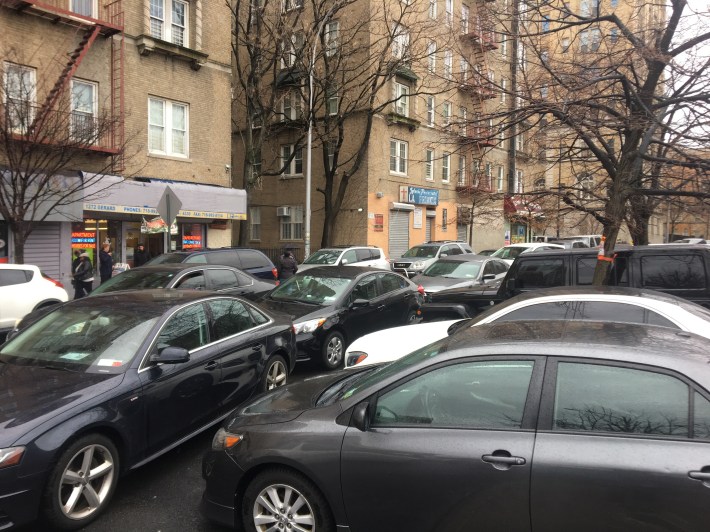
[406,309,420,324]
[321,330,345,370]
[42,434,119,530]
[242,468,335,532]
[260,354,288,392]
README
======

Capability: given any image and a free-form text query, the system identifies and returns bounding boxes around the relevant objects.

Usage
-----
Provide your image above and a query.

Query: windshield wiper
[40,363,81,373]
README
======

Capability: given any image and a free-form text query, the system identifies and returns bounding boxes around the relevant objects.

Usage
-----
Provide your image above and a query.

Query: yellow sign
[83,203,247,220]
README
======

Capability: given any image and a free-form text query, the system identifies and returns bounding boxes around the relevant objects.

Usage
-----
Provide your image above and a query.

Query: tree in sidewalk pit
[230,0,457,247]
[487,0,710,283]
[0,50,127,264]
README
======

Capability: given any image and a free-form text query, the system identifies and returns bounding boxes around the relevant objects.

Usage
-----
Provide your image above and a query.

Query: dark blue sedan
[0,290,295,530]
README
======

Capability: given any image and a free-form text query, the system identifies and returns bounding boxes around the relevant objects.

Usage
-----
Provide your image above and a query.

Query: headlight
[412,261,426,269]
[346,351,368,367]
[0,447,24,469]
[212,428,244,450]
[293,318,326,334]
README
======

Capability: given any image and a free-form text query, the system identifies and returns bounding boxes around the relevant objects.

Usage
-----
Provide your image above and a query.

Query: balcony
[456,173,493,195]
[458,77,496,99]
[5,0,124,35]
[386,112,421,132]
[3,102,120,155]
[458,125,497,147]
[461,19,498,51]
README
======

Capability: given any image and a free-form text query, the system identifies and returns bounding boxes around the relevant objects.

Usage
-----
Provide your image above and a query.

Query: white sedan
[344,286,710,369]
[490,242,565,264]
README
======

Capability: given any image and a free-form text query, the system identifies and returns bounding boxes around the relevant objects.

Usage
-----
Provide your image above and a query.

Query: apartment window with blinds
[427,41,436,73]
[426,96,435,126]
[149,97,188,157]
[457,155,466,185]
[150,0,189,47]
[281,144,303,176]
[425,149,434,180]
[72,0,95,17]
[70,79,97,143]
[390,139,408,175]
[4,62,36,134]
[515,169,524,193]
[249,207,261,240]
[280,205,304,240]
[442,152,450,182]
[497,166,505,191]
[393,82,410,116]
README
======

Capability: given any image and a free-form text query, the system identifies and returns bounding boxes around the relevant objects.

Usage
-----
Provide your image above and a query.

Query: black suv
[145,248,278,281]
[423,244,710,319]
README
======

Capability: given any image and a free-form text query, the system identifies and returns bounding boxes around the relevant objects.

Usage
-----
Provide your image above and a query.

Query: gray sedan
[202,320,710,531]
[412,254,509,294]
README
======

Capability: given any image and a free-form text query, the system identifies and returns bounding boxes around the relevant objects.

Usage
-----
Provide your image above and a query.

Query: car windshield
[0,306,159,374]
[422,260,482,279]
[268,273,352,304]
[303,249,341,265]
[146,253,187,265]
[91,270,176,294]
[402,246,438,258]
[491,247,525,260]
[320,338,450,404]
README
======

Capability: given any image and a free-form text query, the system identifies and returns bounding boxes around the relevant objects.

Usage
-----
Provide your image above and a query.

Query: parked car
[0,290,295,530]
[90,264,275,301]
[490,242,565,264]
[390,240,474,278]
[0,264,68,340]
[478,249,498,256]
[258,266,423,369]
[547,239,590,249]
[672,238,707,244]
[299,246,389,272]
[412,255,509,294]
[423,244,710,320]
[346,286,710,368]
[202,320,710,532]
[556,234,603,247]
[144,248,278,281]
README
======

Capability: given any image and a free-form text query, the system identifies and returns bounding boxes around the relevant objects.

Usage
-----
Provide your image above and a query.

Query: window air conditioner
[277,206,291,217]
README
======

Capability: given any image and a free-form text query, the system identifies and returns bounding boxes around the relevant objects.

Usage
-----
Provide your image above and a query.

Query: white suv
[391,241,474,278]
[0,264,69,338]
[299,246,390,271]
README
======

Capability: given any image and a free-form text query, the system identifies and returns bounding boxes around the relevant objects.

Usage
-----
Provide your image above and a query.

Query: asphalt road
[76,361,324,532]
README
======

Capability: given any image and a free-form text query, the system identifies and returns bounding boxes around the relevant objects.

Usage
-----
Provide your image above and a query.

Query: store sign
[413,207,423,229]
[72,231,96,248]
[141,217,178,234]
[374,214,384,232]
[397,186,439,206]
[183,235,202,249]
[83,203,247,220]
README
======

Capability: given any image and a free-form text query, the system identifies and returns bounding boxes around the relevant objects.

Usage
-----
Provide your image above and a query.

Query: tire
[41,434,119,530]
[260,354,288,392]
[405,309,420,324]
[242,468,335,532]
[321,330,345,370]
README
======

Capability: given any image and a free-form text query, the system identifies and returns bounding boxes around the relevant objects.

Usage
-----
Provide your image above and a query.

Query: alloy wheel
[58,444,115,521]
[326,336,343,366]
[266,359,288,390]
[252,483,315,532]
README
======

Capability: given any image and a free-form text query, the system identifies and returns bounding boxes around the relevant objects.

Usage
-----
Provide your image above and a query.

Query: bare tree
[486,0,710,282]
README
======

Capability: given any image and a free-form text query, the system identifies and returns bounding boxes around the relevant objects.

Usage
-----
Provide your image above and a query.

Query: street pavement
[75,360,324,532]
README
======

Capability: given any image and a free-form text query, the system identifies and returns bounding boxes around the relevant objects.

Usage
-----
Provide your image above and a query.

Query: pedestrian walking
[133,242,152,267]
[99,243,114,284]
[277,248,298,281]
[73,252,94,299]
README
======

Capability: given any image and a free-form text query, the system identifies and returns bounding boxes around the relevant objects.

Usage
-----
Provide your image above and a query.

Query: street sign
[156,186,183,228]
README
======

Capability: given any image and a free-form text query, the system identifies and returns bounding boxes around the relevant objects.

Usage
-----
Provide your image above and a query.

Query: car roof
[519,244,707,257]
[296,265,399,279]
[68,289,230,311]
[0,264,40,271]
[128,264,241,273]
[437,254,500,262]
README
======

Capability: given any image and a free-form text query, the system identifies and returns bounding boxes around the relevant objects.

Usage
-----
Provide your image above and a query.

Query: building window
[580,29,601,52]
[444,50,453,78]
[392,24,410,60]
[429,0,437,19]
[501,78,507,102]
[282,0,303,12]
[461,5,469,34]
[390,139,408,175]
[150,0,188,47]
[610,28,618,44]
[425,149,435,180]
[578,173,593,199]
[459,106,467,136]
[249,207,261,240]
[442,208,448,231]
[281,144,303,176]
[72,0,95,17]
[542,16,550,32]
[427,41,436,72]
[515,169,523,193]
[497,165,505,191]
[393,81,409,116]
[515,133,524,152]
[3,62,36,134]
[501,37,507,57]
[149,97,188,157]
[247,149,262,181]
[445,0,453,26]
[442,101,451,126]
[70,79,97,143]
[325,21,340,56]
[457,155,466,185]
[460,57,469,81]
[561,37,570,52]
[280,205,304,240]
[442,152,450,182]
[326,140,337,171]
[282,32,304,68]
[534,178,546,191]
[281,90,303,120]
[610,0,618,7]
[484,162,492,189]
[326,86,338,115]
[426,96,435,126]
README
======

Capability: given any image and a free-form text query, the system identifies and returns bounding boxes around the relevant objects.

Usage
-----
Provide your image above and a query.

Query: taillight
[417,285,425,295]
[272,267,278,280]
[43,274,64,289]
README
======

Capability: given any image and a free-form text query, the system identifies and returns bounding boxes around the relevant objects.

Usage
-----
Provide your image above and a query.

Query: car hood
[260,298,332,321]
[413,275,479,293]
[225,372,350,428]
[429,282,501,301]
[0,363,123,447]
[345,320,462,368]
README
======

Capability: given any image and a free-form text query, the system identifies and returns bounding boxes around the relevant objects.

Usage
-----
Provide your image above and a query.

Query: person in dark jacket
[73,253,94,299]
[277,249,298,281]
[133,242,152,267]
[99,244,113,284]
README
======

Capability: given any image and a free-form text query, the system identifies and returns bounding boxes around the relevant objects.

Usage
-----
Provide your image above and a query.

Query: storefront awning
[82,174,247,220]
[504,195,544,218]
[0,168,84,222]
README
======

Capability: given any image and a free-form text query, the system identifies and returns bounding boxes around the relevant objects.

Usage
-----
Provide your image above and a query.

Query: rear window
[0,269,33,286]
[239,250,270,270]
[371,249,382,260]
[515,259,565,289]
[641,255,706,290]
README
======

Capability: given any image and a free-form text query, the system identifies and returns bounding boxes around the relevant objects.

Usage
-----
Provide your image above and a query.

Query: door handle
[482,454,526,466]
[251,344,263,352]
[689,470,710,481]
[204,360,219,371]
[377,305,386,311]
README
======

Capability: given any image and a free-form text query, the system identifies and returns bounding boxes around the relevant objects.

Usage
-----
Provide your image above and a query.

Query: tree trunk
[9,220,30,264]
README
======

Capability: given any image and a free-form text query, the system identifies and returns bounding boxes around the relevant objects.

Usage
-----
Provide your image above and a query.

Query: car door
[343,274,383,341]
[172,269,207,290]
[377,272,416,326]
[138,302,221,455]
[205,268,242,295]
[340,249,358,266]
[341,357,544,532]
[0,268,34,328]
[531,359,710,531]
[205,298,265,413]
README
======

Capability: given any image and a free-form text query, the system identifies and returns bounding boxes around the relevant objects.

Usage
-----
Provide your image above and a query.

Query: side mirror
[150,346,190,364]
[440,253,448,257]
[482,274,495,281]
[350,298,370,309]
[341,258,349,265]
[352,402,370,432]
[505,277,517,292]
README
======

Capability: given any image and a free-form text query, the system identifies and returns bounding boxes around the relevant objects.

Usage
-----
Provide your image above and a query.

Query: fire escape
[4,0,125,171]
[457,0,498,195]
